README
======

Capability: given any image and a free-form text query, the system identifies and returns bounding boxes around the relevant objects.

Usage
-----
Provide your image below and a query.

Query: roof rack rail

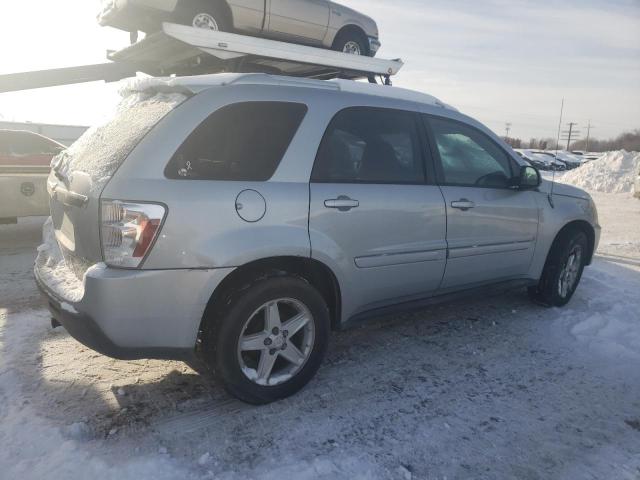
[0,23,404,93]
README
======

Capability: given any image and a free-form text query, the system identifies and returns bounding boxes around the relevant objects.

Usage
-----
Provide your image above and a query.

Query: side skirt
[340,278,537,330]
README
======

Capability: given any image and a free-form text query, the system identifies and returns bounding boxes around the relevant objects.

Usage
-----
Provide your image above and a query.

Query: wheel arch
[198,256,343,340]
[550,220,596,266]
[332,24,369,52]
[216,0,234,26]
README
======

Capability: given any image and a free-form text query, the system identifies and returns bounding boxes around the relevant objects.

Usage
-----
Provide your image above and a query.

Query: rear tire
[201,274,330,404]
[528,230,588,307]
[332,29,369,56]
[176,1,230,32]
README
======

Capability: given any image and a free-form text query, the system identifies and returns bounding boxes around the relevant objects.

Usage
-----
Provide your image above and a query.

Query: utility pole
[504,122,512,139]
[561,122,580,150]
[585,120,594,152]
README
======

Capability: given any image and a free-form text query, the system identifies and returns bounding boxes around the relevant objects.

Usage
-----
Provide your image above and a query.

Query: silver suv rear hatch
[47,81,188,278]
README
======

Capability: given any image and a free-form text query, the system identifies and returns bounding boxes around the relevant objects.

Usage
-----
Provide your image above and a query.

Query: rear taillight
[101,200,166,268]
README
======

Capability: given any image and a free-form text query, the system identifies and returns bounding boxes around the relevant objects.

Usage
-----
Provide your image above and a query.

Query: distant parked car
[553,151,583,169]
[0,130,64,223]
[515,149,566,171]
[581,152,602,162]
[99,0,381,56]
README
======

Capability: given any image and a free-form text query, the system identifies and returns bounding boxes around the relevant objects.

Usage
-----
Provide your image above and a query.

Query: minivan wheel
[528,230,588,307]
[203,275,330,404]
[177,1,230,32]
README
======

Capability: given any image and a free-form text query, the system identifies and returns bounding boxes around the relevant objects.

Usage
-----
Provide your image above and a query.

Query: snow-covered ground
[1,154,639,479]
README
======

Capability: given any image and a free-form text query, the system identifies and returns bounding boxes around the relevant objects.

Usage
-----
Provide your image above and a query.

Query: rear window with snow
[51,83,188,192]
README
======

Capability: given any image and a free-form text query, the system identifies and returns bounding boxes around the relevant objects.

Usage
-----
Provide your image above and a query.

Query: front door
[309,107,447,319]
[267,0,329,43]
[424,115,539,289]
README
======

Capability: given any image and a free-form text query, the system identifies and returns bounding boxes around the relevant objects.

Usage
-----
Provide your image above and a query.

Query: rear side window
[166,102,308,181]
[312,107,425,184]
[426,116,514,188]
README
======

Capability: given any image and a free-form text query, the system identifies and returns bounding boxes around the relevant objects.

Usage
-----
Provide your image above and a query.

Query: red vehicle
[0,130,65,223]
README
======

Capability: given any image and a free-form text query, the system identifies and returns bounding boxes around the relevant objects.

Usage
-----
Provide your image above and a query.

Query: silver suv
[36,74,600,404]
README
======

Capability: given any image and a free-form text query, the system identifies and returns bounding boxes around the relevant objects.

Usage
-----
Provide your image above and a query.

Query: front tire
[332,30,369,56]
[202,275,330,404]
[529,230,588,307]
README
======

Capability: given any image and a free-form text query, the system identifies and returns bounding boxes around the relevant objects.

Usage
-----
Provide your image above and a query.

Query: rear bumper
[35,258,234,360]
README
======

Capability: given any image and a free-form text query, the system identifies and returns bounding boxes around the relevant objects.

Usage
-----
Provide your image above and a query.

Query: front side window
[427,116,514,188]
[166,102,307,181]
[312,107,425,184]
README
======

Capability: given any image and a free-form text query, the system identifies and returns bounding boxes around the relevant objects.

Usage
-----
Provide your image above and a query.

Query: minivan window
[312,107,425,184]
[426,116,514,188]
[166,102,308,181]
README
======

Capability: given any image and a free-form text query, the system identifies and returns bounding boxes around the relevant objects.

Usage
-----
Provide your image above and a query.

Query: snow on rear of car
[38,78,189,296]
[51,78,188,193]
[36,217,84,302]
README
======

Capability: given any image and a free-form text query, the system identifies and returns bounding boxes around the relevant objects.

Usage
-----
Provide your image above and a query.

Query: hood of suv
[539,178,591,201]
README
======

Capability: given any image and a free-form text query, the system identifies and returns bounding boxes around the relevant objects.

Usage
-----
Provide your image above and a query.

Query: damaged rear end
[34,80,197,359]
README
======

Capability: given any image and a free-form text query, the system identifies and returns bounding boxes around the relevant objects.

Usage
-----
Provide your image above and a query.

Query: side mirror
[518,165,541,190]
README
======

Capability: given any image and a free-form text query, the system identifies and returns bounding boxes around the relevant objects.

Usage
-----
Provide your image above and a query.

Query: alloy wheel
[558,245,582,298]
[192,13,219,30]
[237,298,315,386]
[342,41,362,55]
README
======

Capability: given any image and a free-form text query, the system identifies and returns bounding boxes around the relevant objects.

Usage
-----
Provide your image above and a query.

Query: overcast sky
[1,0,638,141]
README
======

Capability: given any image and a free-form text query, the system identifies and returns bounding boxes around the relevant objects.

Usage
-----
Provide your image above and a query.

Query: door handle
[451,199,475,211]
[324,196,359,212]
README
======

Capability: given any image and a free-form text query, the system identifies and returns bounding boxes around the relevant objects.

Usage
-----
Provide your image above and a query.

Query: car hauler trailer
[0,22,404,94]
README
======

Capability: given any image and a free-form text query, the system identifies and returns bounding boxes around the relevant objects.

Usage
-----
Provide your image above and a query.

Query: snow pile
[51,79,187,193]
[35,217,84,302]
[559,150,640,193]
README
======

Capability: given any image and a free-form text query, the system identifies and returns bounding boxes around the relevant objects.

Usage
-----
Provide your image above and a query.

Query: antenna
[549,98,564,208]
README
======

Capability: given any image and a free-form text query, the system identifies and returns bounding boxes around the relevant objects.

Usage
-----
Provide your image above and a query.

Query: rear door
[309,107,447,317]
[267,0,329,43]
[423,115,539,289]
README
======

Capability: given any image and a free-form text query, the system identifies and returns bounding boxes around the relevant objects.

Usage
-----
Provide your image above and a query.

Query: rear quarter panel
[102,84,327,270]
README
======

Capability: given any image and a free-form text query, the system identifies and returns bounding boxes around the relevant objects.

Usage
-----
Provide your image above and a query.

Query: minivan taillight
[101,200,166,268]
